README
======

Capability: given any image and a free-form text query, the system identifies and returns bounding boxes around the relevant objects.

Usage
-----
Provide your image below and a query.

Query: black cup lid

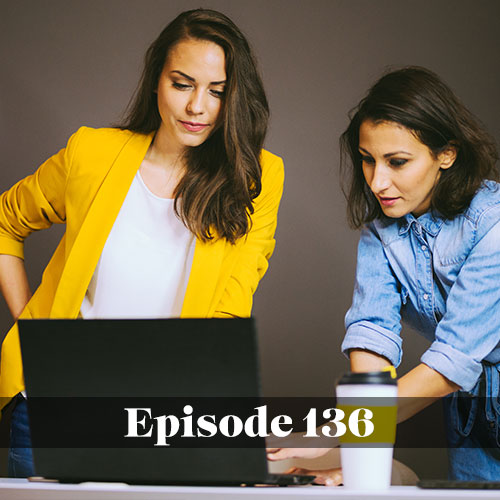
[337,371,397,386]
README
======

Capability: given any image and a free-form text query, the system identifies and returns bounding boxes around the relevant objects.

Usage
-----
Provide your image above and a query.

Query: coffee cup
[335,368,397,490]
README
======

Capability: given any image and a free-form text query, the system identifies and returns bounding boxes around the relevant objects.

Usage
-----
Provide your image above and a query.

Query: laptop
[18,318,314,486]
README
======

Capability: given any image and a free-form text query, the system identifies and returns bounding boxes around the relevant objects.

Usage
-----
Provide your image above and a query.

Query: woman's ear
[439,145,457,170]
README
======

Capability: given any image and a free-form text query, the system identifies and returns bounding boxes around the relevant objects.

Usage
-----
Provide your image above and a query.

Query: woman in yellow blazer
[0,9,283,477]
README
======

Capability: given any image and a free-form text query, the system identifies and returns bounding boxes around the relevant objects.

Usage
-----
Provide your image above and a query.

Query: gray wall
[1,0,499,478]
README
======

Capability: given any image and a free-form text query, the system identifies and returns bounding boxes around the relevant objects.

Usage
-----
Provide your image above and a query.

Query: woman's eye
[361,155,375,165]
[389,158,408,167]
[172,82,191,90]
[210,89,225,98]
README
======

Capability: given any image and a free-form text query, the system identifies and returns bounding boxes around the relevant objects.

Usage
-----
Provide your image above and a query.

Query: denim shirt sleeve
[342,224,403,366]
[421,218,500,392]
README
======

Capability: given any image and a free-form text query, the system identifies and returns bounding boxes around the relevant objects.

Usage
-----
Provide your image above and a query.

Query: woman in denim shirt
[268,67,500,482]
[339,66,500,480]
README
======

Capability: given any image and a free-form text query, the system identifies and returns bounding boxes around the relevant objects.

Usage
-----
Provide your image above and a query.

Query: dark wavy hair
[340,66,499,228]
[118,9,269,243]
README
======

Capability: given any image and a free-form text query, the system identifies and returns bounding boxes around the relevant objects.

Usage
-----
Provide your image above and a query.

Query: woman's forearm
[0,254,32,320]
[349,348,392,372]
[397,363,459,422]
[349,349,459,423]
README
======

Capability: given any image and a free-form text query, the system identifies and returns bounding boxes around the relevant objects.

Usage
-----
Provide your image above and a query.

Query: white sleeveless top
[80,171,195,318]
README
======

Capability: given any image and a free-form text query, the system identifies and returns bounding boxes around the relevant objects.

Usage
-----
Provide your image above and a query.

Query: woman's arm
[349,348,391,371]
[417,218,500,394]
[0,132,79,318]
[349,349,458,422]
[0,131,77,256]
[0,255,32,320]
[341,224,405,369]
[397,363,459,422]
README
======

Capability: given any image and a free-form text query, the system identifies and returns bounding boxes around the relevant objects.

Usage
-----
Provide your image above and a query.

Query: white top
[80,171,195,319]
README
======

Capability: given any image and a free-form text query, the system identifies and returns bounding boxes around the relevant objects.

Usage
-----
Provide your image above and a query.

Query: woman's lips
[379,196,400,207]
[180,121,209,132]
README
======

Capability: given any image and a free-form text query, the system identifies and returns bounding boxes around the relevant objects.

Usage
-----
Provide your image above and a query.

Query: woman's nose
[187,90,205,115]
[369,164,392,193]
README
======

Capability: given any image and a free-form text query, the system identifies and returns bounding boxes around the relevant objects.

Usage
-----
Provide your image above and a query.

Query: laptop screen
[19,318,270,484]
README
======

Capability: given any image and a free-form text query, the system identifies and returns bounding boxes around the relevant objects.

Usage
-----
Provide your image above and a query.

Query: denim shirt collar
[398,211,445,237]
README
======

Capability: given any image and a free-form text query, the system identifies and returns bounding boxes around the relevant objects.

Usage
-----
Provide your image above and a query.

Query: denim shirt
[342,181,500,392]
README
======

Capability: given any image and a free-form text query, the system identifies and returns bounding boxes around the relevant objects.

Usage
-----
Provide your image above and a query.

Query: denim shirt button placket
[412,222,435,323]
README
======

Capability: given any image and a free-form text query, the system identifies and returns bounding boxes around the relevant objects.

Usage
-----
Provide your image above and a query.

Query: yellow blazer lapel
[50,132,153,318]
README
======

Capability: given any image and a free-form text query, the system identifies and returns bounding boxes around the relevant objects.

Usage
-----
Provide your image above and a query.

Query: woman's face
[359,120,455,218]
[155,38,226,153]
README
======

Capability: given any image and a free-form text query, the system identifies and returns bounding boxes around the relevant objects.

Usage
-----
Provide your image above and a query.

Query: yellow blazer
[0,127,284,402]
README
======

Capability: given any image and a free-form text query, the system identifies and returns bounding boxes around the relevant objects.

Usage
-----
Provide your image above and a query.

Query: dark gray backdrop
[1,0,499,478]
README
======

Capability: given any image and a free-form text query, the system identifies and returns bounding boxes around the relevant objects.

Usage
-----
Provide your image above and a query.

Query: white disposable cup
[336,372,398,490]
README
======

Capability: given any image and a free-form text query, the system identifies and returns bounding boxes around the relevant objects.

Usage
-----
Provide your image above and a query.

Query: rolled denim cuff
[421,341,483,392]
[341,320,402,367]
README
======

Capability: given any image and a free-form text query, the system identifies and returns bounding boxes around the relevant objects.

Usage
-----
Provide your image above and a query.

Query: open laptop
[18,318,314,486]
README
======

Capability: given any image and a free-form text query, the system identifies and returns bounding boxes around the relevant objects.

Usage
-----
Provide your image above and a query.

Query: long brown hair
[119,9,269,243]
[340,67,499,228]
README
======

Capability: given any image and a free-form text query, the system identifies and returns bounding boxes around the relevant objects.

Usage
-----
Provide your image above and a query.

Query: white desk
[1,480,500,500]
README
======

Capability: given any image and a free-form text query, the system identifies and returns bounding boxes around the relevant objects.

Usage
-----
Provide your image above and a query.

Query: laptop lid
[18,318,270,485]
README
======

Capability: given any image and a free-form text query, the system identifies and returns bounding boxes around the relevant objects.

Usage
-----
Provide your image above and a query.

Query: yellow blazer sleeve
[0,130,81,259]
[213,152,285,317]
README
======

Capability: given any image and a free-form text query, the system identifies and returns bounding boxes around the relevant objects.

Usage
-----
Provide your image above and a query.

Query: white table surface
[1,479,500,500]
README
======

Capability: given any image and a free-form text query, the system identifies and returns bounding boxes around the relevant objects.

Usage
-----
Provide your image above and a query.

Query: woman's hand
[286,466,343,486]
[266,446,343,486]
[266,447,331,461]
